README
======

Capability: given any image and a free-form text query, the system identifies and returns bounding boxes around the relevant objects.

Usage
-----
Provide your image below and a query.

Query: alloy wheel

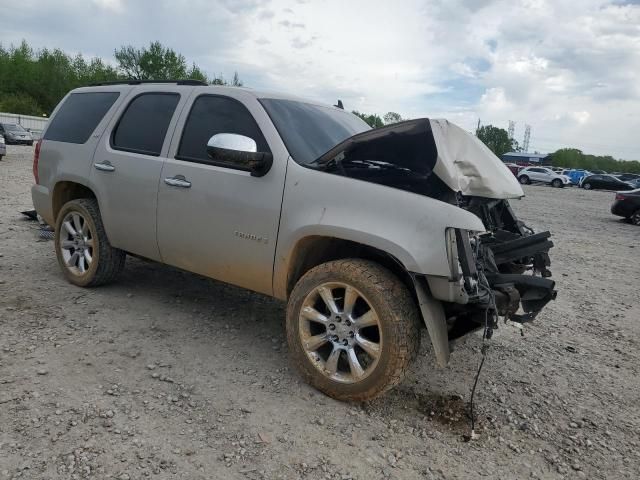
[298,282,382,384]
[58,211,94,275]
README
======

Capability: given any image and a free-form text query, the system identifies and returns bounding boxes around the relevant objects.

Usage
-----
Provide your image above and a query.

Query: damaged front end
[308,117,557,361]
[445,196,557,342]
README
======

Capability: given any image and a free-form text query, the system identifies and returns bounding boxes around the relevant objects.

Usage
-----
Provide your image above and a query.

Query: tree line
[476,124,640,174]
[0,40,241,116]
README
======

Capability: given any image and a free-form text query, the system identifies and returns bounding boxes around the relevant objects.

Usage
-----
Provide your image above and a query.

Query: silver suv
[32,80,556,401]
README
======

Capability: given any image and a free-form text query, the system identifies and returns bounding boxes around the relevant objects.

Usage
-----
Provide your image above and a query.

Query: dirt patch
[1,145,639,479]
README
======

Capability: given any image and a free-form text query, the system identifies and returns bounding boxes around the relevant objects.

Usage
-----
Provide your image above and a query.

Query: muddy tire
[54,198,125,287]
[286,259,421,402]
[552,179,563,188]
[519,175,530,185]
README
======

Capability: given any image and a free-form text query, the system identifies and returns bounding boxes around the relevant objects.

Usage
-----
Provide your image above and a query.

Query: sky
[1,0,639,159]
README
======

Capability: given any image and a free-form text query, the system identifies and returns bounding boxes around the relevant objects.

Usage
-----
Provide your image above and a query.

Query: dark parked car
[616,173,640,182]
[611,189,640,225]
[0,123,34,145]
[581,174,634,191]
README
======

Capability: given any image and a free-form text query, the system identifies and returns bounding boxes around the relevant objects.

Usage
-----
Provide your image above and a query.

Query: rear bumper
[611,200,634,218]
[31,184,54,226]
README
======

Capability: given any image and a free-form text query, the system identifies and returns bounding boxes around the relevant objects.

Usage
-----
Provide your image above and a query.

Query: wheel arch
[283,235,418,307]
[52,181,97,222]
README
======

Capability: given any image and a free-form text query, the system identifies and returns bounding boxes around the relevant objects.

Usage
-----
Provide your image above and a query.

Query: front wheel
[286,259,421,402]
[54,198,125,287]
[551,179,563,188]
[519,175,530,185]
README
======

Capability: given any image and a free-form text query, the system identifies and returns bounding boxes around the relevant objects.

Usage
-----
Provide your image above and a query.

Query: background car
[504,162,521,176]
[581,174,635,191]
[611,189,640,225]
[0,134,6,160]
[624,178,640,189]
[518,166,571,187]
[590,169,607,174]
[562,168,591,185]
[616,173,640,182]
[0,123,34,145]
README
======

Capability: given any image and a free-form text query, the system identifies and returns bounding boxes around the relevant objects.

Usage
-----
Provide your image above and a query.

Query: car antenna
[334,100,344,109]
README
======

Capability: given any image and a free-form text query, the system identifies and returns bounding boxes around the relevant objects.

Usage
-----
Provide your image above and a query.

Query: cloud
[278,19,305,28]
[1,0,639,158]
[91,0,123,12]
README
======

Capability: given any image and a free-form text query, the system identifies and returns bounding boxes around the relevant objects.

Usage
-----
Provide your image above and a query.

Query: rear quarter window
[44,92,120,144]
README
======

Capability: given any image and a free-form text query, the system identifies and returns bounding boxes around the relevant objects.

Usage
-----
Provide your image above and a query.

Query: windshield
[3,124,26,132]
[259,98,370,164]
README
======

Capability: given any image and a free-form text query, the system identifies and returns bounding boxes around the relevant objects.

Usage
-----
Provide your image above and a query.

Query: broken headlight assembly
[445,199,557,339]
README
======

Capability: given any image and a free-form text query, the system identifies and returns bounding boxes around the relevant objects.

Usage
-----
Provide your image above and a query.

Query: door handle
[94,161,115,172]
[164,175,191,188]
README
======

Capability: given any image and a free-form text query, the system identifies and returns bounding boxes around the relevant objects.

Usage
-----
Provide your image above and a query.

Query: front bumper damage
[449,197,556,340]
[415,198,557,366]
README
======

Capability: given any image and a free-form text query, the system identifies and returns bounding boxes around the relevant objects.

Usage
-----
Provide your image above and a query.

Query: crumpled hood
[429,119,524,199]
[312,117,524,201]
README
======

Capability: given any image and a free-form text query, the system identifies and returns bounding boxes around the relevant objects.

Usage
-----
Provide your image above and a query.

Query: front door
[156,93,288,295]
[91,87,190,261]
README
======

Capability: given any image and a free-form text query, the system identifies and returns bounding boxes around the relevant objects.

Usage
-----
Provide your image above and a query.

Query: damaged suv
[32,81,556,401]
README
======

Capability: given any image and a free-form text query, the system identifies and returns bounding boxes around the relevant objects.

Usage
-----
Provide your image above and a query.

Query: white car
[518,167,571,188]
[0,134,6,160]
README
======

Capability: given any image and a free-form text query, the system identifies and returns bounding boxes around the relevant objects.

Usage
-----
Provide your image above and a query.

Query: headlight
[445,228,462,281]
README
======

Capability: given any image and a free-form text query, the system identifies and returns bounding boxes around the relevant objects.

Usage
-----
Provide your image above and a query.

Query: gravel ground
[1,145,639,480]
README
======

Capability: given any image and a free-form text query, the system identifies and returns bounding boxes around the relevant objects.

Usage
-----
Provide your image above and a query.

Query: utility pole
[523,125,531,152]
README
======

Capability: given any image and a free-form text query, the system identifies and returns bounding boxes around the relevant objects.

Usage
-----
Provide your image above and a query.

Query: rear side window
[112,93,180,156]
[44,92,119,144]
[176,95,269,163]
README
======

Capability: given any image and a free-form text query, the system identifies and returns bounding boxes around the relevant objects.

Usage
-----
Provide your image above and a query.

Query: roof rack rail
[88,79,208,86]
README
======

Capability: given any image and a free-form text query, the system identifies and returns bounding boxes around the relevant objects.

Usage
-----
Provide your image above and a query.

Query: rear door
[91,86,191,260]
[156,90,288,295]
[527,168,545,182]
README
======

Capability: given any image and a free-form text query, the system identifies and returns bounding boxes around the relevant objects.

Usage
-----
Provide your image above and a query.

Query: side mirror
[206,133,273,177]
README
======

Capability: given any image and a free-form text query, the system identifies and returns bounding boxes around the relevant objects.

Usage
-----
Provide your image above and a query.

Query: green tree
[114,41,189,80]
[0,40,245,116]
[352,111,384,128]
[551,148,640,173]
[210,71,243,86]
[476,125,517,157]
[383,112,403,124]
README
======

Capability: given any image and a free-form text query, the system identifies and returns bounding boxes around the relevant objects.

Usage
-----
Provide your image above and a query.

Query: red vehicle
[504,163,521,177]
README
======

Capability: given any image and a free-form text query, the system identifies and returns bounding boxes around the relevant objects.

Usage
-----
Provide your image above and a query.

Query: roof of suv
[72,81,344,112]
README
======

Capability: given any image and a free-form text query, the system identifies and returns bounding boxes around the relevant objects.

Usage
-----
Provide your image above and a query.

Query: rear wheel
[286,259,420,402]
[551,179,563,188]
[54,198,125,287]
[519,175,530,185]
[583,182,592,190]
[631,210,640,226]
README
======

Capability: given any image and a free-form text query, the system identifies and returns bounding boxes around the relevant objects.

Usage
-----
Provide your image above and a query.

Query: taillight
[33,139,42,184]
[615,193,625,201]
